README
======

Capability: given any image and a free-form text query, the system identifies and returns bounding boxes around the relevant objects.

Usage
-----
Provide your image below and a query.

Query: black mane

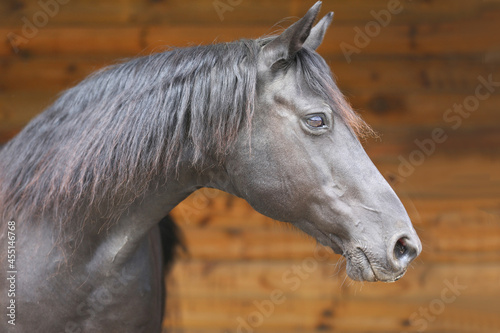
[0,37,370,225]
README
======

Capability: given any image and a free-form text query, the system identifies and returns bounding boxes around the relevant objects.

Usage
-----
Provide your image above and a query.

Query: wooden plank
[403,198,500,226]
[161,296,500,332]
[0,91,56,142]
[146,20,500,58]
[331,59,500,96]
[0,0,292,26]
[0,27,143,57]
[125,0,500,26]
[296,0,500,24]
[0,1,29,25]
[2,19,498,57]
[144,25,271,51]
[374,157,500,200]
[166,261,500,300]
[1,0,498,27]
[178,227,318,261]
[364,127,500,159]
[318,20,500,60]
[0,57,109,92]
[0,0,137,26]
[133,0,293,26]
[353,93,500,128]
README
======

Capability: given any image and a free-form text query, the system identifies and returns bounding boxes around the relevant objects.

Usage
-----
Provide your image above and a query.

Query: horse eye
[306,115,325,128]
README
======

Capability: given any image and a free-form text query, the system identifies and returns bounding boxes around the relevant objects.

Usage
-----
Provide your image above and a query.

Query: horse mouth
[304,224,408,282]
[345,248,407,283]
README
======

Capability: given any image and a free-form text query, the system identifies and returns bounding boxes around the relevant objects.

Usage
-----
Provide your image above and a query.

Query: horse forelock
[295,48,376,140]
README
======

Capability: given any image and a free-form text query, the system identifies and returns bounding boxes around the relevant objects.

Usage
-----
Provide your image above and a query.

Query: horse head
[224,2,421,282]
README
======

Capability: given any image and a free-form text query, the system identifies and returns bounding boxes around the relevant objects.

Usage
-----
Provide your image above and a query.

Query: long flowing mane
[0,37,370,226]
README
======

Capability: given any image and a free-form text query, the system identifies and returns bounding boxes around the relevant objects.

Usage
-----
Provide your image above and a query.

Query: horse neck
[31,170,200,272]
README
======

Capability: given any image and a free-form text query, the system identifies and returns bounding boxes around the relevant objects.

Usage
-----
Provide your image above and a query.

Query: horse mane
[0,36,371,226]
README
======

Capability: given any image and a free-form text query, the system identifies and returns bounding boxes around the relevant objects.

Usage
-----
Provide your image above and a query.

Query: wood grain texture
[1,0,499,332]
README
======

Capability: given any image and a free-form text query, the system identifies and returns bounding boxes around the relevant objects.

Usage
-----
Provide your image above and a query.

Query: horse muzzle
[344,232,421,282]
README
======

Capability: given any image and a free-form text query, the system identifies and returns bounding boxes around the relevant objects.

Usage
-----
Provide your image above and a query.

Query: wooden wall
[1,0,500,332]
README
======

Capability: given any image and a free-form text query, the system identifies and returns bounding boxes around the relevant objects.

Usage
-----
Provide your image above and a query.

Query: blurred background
[1,0,499,332]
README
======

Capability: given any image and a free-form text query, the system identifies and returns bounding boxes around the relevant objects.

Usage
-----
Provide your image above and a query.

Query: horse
[0,2,421,332]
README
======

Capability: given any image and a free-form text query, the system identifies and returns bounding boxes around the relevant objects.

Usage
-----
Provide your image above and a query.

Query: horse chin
[345,254,378,282]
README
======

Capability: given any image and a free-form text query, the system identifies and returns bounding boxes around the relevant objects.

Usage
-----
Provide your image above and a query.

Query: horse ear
[303,12,333,50]
[261,1,322,69]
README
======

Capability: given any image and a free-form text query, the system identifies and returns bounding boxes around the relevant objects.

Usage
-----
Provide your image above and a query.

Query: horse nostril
[392,236,420,269]
[387,235,421,278]
[394,238,408,260]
